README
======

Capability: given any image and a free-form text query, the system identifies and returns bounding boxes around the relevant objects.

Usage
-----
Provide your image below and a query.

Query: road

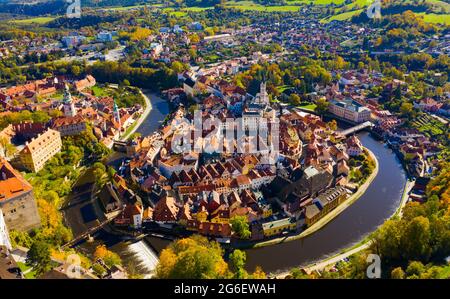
[119,88,152,141]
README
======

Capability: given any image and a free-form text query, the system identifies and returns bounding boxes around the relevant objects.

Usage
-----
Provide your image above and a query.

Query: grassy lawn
[17,262,37,279]
[91,85,108,97]
[298,103,317,111]
[11,17,56,25]
[277,85,293,93]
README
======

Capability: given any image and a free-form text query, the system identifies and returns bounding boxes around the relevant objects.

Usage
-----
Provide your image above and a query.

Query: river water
[85,93,408,274]
[135,91,170,137]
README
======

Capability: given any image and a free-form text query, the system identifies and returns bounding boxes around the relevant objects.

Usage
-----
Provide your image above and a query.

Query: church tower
[63,84,76,117]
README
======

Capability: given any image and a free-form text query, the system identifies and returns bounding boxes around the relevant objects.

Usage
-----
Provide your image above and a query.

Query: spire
[63,84,72,103]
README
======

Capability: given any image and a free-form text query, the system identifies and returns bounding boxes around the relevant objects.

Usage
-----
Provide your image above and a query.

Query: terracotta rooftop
[0,158,33,202]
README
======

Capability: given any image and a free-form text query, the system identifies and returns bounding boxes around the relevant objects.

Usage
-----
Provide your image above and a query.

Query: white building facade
[0,208,12,250]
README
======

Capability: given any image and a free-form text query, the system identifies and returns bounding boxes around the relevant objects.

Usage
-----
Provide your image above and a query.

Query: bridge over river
[339,121,374,136]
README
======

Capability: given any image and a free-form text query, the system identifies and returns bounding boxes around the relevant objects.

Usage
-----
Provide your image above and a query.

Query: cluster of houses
[0,75,144,166]
[100,71,369,243]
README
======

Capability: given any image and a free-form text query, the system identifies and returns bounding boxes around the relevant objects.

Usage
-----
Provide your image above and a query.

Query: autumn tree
[0,136,16,158]
[156,235,229,279]
[391,267,405,279]
[93,245,122,268]
[289,93,301,106]
[399,102,413,116]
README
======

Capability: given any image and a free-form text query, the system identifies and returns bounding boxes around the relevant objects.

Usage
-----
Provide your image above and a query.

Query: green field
[11,17,56,24]
[184,6,214,12]
[418,12,450,25]
[322,9,363,23]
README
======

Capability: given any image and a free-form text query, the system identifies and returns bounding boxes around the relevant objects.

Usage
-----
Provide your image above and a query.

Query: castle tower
[63,84,76,117]
[255,81,269,106]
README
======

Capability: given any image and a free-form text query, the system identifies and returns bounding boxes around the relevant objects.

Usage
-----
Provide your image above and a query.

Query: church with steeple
[63,84,76,117]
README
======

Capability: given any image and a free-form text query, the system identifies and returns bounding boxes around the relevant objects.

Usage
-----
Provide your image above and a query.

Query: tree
[93,245,121,268]
[372,219,403,260]
[230,216,251,239]
[290,267,311,279]
[171,61,186,74]
[130,27,152,41]
[315,98,329,115]
[327,119,337,131]
[289,93,301,106]
[399,102,413,116]
[188,33,200,43]
[401,216,432,261]
[229,249,248,279]
[251,266,267,279]
[156,235,229,279]
[391,267,405,279]
[92,162,107,187]
[92,263,107,277]
[0,136,17,158]
[26,241,52,276]
[406,261,425,278]
[122,79,130,87]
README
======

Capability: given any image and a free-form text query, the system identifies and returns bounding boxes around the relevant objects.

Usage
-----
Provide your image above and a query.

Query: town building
[51,115,87,137]
[19,128,62,172]
[61,34,86,48]
[328,99,371,123]
[346,135,364,156]
[97,31,113,42]
[261,217,296,237]
[74,75,96,92]
[305,186,348,226]
[0,245,22,279]
[0,208,11,250]
[0,159,40,231]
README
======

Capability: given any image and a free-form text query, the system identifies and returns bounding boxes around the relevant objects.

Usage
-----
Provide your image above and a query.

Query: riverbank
[120,88,152,141]
[269,176,415,278]
[247,147,379,250]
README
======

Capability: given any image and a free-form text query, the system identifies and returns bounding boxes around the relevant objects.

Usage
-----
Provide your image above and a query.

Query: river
[80,93,408,274]
[135,91,170,137]
[243,131,407,273]
[137,98,407,273]
[143,131,407,273]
